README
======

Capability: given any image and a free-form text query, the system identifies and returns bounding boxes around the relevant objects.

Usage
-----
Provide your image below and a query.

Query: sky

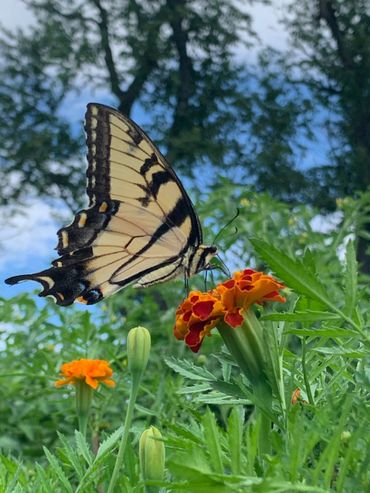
[0,0,334,303]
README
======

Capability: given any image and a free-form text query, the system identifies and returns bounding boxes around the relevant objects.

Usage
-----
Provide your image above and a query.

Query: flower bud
[139,426,165,485]
[127,326,151,377]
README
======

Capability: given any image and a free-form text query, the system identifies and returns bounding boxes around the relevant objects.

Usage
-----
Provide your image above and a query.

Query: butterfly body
[5,103,216,305]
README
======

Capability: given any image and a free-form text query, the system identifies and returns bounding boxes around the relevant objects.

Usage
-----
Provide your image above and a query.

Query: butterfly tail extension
[5,265,106,306]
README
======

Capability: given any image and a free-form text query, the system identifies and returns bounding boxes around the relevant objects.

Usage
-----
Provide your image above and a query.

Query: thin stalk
[107,375,140,493]
[302,339,314,405]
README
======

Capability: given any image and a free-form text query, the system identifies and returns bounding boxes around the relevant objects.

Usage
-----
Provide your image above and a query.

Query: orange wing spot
[76,296,88,304]
[99,202,108,213]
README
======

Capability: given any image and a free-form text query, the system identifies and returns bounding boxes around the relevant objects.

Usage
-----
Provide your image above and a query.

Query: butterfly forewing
[5,103,205,305]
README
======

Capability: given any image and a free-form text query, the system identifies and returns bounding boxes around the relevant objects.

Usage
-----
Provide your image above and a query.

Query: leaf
[43,446,73,493]
[312,347,367,358]
[343,241,357,316]
[250,238,328,301]
[57,432,84,479]
[250,238,347,318]
[74,430,93,466]
[165,357,216,381]
[202,408,224,474]
[35,463,51,493]
[95,426,123,461]
[177,383,214,394]
[261,311,341,322]
[194,394,249,405]
[285,327,355,337]
[227,407,244,474]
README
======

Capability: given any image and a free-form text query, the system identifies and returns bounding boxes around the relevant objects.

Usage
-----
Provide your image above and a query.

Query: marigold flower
[174,269,286,352]
[55,358,115,389]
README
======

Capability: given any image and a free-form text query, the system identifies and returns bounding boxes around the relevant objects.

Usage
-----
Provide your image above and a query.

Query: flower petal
[225,308,244,328]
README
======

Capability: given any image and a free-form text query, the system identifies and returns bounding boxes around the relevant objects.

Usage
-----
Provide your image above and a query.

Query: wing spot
[78,213,87,228]
[99,202,108,213]
[56,292,65,301]
[38,276,55,288]
[76,296,88,304]
[61,231,69,248]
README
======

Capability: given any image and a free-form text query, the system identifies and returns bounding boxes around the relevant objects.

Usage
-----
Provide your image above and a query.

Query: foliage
[1,1,369,220]
[0,185,369,491]
[0,0,252,208]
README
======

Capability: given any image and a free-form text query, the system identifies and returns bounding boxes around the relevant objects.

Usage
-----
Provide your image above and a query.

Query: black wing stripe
[114,197,189,272]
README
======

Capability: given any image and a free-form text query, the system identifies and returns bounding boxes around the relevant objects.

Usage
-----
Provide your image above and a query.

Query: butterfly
[5,103,217,306]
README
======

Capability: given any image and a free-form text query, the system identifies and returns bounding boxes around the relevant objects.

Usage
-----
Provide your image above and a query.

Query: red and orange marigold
[55,358,116,389]
[174,269,286,352]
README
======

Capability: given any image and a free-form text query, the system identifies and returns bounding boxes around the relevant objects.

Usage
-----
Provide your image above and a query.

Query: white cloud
[0,201,62,271]
[310,211,343,234]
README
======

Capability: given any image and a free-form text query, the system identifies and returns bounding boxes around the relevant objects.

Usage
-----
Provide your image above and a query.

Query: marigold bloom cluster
[174,269,286,352]
[55,358,116,389]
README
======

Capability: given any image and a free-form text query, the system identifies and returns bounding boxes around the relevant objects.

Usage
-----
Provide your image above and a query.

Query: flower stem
[107,374,140,493]
[75,380,93,439]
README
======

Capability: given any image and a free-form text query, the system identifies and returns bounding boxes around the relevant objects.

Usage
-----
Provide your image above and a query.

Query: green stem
[258,409,271,456]
[302,339,314,405]
[107,375,140,493]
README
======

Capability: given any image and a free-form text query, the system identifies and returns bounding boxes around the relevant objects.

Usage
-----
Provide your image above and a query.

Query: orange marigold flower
[55,358,116,389]
[174,269,286,352]
[174,291,224,352]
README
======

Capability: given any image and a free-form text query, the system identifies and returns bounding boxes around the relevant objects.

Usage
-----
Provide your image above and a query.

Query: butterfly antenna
[212,208,240,245]
[184,272,189,296]
[204,268,208,291]
[217,254,231,278]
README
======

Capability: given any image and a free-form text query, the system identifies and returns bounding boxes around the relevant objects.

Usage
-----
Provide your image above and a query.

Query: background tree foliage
[0,0,368,264]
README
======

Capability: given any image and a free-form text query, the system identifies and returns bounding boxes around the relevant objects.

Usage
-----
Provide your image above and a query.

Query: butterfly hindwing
[5,103,205,305]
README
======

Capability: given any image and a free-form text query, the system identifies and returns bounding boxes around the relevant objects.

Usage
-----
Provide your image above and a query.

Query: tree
[280,0,370,271]
[0,0,252,208]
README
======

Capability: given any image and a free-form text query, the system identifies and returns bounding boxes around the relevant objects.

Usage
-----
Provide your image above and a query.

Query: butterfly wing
[5,103,203,305]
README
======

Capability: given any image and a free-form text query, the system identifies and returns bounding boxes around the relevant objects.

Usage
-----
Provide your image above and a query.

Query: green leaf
[250,238,360,331]
[202,408,224,474]
[165,357,216,381]
[261,311,341,322]
[227,407,244,474]
[95,426,123,461]
[250,237,329,302]
[35,463,50,493]
[57,432,84,479]
[43,446,73,493]
[285,327,355,337]
[312,347,368,358]
[343,240,358,316]
[74,430,93,466]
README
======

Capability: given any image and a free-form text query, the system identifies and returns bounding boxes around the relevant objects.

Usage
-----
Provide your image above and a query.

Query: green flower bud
[139,426,165,485]
[341,430,351,442]
[127,326,151,377]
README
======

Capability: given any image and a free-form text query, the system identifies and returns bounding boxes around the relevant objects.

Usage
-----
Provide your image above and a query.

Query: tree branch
[90,0,125,103]
[166,0,196,159]
[317,0,353,69]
